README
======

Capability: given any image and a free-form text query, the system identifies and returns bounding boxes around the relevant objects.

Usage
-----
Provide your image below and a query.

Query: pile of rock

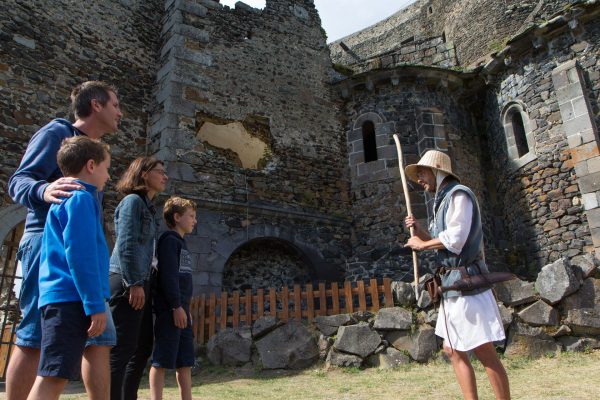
[204,255,600,370]
[317,308,438,369]
[496,256,600,357]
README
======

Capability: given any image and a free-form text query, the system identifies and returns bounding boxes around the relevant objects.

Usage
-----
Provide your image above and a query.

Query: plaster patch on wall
[198,121,268,169]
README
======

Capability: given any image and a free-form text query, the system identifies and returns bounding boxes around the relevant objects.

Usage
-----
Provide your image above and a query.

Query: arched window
[362,121,378,162]
[502,102,537,169]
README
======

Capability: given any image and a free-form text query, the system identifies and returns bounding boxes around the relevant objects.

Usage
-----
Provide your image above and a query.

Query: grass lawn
[8,350,600,399]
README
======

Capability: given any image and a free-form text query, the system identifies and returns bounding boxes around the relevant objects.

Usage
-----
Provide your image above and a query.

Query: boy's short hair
[70,81,117,119]
[163,197,196,229]
[57,136,110,177]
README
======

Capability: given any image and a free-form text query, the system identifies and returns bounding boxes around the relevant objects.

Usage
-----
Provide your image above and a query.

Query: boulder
[425,310,438,326]
[373,307,412,331]
[570,253,599,279]
[386,330,412,353]
[549,325,572,338]
[314,314,353,336]
[317,334,334,360]
[255,321,319,369]
[535,258,580,304]
[252,316,280,339]
[206,328,252,366]
[325,348,362,369]
[365,347,410,369]
[334,322,381,358]
[517,300,559,326]
[409,325,438,363]
[497,303,514,329]
[557,336,600,352]
[494,279,537,306]
[560,278,600,314]
[416,290,432,309]
[352,310,374,322]
[391,281,416,306]
[504,323,561,358]
[565,308,600,335]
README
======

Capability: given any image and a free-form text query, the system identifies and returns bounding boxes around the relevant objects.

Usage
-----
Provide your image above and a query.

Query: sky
[219,0,417,43]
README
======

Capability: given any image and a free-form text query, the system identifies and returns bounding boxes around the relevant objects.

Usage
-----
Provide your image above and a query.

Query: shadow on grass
[61,362,318,395]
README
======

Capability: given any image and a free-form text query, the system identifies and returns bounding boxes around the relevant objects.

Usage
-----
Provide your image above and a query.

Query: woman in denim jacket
[108,157,168,400]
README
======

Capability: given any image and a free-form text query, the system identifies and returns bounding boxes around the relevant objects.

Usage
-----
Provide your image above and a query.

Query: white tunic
[433,180,506,351]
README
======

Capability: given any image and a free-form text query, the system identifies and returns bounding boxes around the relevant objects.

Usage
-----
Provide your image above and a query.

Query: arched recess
[206,223,344,293]
[0,204,26,377]
[222,237,315,292]
[349,111,386,167]
[0,204,27,244]
[502,101,537,169]
[352,111,384,130]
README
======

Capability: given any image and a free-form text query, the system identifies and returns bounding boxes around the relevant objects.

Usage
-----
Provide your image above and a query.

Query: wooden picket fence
[189,278,393,345]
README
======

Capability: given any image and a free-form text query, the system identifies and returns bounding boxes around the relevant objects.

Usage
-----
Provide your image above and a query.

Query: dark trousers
[109,273,153,400]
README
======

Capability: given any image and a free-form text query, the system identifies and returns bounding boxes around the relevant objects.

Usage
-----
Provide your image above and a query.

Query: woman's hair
[115,156,163,196]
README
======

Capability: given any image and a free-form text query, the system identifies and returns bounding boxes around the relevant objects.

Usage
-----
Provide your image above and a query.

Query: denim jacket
[109,194,158,286]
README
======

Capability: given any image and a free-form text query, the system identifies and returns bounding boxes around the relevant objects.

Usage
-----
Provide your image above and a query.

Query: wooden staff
[393,134,419,300]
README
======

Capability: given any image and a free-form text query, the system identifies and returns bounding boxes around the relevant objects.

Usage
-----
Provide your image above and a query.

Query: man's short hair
[163,197,196,229]
[57,136,110,177]
[70,81,117,119]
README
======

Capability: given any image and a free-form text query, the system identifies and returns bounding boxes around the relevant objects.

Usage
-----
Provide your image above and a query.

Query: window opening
[511,111,529,157]
[362,121,378,162]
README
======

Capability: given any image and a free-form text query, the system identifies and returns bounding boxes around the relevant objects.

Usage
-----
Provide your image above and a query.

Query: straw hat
[405,150,460,183]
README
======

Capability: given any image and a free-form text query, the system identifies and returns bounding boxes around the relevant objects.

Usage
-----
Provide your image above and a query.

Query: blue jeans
[15,233,43,348]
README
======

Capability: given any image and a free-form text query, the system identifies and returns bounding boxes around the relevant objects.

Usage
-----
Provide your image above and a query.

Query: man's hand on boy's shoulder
[44,177,84,204]
[88,311,107,337]
[173,307,187,329]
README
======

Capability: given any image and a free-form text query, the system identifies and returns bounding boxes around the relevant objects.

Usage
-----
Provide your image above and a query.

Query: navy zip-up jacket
[154,230,193,311]
[8,119,83,234]
[38,181,109,315]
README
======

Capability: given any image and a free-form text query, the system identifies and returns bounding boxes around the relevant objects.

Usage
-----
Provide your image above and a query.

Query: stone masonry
[147,0,352,293]
[0,0,600,301]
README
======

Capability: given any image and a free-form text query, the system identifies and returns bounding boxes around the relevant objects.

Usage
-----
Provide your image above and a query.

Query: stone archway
[222,237,315,292]
[0,204,26,379]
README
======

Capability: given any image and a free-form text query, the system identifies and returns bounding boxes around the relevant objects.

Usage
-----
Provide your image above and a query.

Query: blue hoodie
[8,119,84,234]
[38,181,110,316]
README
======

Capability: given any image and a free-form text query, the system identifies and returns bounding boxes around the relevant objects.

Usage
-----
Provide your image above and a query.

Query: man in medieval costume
[404,150,511,400]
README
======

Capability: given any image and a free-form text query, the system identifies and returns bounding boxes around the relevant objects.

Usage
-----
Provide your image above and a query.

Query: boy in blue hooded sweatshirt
[150,196,197,400]
[28,136,115,400]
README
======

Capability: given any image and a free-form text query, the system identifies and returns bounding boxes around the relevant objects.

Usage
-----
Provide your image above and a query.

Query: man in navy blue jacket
[7,81,122,400]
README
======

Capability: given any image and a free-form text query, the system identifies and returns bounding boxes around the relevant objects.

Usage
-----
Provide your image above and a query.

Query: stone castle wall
[0,0,164,217]
[149,0,352,293]
[482,13,600,277]
[330,0,574,68]
[345,35,458,75]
